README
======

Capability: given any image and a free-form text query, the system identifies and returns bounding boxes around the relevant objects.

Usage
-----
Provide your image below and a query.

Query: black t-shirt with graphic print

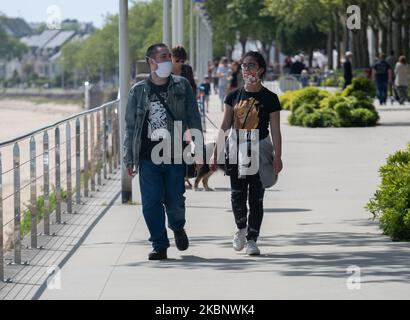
[140,81,169,160]
[224,86,281,140]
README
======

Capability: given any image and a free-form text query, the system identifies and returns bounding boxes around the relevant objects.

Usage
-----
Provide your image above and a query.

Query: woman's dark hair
[171,46,188,61]
[399,55,407,64]
[242,51,267,78]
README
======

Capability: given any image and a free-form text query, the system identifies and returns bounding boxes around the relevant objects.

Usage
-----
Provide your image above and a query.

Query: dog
[185,142,225,191]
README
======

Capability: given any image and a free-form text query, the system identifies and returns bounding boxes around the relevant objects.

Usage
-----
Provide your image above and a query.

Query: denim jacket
[123,75,202,172]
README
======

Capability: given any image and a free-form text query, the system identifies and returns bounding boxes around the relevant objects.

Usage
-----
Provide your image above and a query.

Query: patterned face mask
[242,69,261,85]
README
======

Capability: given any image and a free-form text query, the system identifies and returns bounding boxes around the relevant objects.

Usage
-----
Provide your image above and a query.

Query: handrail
[0,98,121,282]
[0,100,119,148]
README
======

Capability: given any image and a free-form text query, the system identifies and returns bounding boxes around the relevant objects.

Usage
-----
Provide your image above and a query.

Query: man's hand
[127,165,136,178]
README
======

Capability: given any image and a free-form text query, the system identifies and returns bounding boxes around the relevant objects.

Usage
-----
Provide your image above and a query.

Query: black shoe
[174,229,189,251]
[148,248,168,260]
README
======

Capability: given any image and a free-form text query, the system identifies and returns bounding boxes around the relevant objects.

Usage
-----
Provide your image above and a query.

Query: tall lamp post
[119,0,132,203]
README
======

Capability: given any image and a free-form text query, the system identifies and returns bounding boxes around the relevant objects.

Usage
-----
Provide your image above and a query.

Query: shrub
[322,75,345,88]
[289,103,316,126]
[280,90,296,110]
[320,93,346,109]
[285,77,379,128]
[302,108,336,128]
[366,145,410,241]
[290,87,325,112]
[343,88,372,102]
[342,77,376,102]
[351,77,377,97]
[350,108,379,127]
[334,102,352,127]
[347,96,375,111]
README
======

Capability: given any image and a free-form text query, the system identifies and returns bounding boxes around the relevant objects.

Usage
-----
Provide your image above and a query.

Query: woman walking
[210,51,283,256]
[394,56,410,105]
[217,57,231,111]
[171,46,197,95]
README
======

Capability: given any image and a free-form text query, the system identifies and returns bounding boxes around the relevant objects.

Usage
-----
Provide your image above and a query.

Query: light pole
[196,6,200,78]
[163,0,170,46]
[84,81,91,109]
[172,0,178,47]
[190,0,194,66]
[119,0,132,203]
[177,0,184,46]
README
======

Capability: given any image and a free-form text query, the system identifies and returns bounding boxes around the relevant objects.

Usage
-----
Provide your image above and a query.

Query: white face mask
[154,60,173,78]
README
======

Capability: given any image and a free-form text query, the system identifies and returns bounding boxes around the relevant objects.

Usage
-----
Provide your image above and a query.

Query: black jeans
[230,172,265,242]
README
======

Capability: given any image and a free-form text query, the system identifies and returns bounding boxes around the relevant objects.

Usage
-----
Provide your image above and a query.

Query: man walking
[123,43,203,260]
[372,53,392,105]
[343,51,353,89]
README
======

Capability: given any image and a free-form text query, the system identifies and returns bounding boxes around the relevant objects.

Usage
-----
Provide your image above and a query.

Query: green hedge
[366,144,410,241]
[322,75,345,88]
[281,77,379,128]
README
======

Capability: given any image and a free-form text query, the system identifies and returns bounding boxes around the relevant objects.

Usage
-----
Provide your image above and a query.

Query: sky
[0,0,130,28]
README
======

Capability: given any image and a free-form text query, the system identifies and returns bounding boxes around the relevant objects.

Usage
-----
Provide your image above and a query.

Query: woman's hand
[210,153,218,172]
[273,157,283,175]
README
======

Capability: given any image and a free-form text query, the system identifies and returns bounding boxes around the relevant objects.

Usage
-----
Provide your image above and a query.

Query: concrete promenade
[1,93,409,300]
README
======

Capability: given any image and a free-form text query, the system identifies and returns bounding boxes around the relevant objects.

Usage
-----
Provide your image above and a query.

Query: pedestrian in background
[217,57,231,111]
[372,53,392,105]
[343,51,353,89]
[394,55,410,105]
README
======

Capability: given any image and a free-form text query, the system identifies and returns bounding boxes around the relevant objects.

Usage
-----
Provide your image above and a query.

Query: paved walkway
[1,92,409,300]
[37,92,410,300]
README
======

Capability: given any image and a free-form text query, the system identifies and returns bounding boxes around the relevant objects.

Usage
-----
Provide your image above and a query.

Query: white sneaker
[233,228,247,251]
[246,240,260,256]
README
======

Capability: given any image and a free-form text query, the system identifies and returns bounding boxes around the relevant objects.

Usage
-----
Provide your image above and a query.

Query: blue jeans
[139,160,186,250]
[376,79,388,104]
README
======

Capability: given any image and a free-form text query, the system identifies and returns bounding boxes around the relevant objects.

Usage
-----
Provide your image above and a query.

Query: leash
[204,114,219,130]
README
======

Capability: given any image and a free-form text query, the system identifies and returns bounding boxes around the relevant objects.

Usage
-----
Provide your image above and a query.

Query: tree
[204,0,237,58]
[264,0,329,66]
[59,0,164,83]
[0,25,27,60]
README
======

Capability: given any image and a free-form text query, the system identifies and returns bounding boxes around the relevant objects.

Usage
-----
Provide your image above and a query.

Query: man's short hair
[146,43,168,63]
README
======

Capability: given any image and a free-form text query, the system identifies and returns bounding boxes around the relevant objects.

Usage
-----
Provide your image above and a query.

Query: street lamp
[84,81,91,109]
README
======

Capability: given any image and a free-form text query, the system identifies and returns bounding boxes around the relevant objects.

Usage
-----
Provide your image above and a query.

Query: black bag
[151,84,197,179]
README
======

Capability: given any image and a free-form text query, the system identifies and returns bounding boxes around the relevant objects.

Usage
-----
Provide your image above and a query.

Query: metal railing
[0,100,121,282]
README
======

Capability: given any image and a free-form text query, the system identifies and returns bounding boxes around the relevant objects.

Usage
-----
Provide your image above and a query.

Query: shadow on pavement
[117,232,410,284]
